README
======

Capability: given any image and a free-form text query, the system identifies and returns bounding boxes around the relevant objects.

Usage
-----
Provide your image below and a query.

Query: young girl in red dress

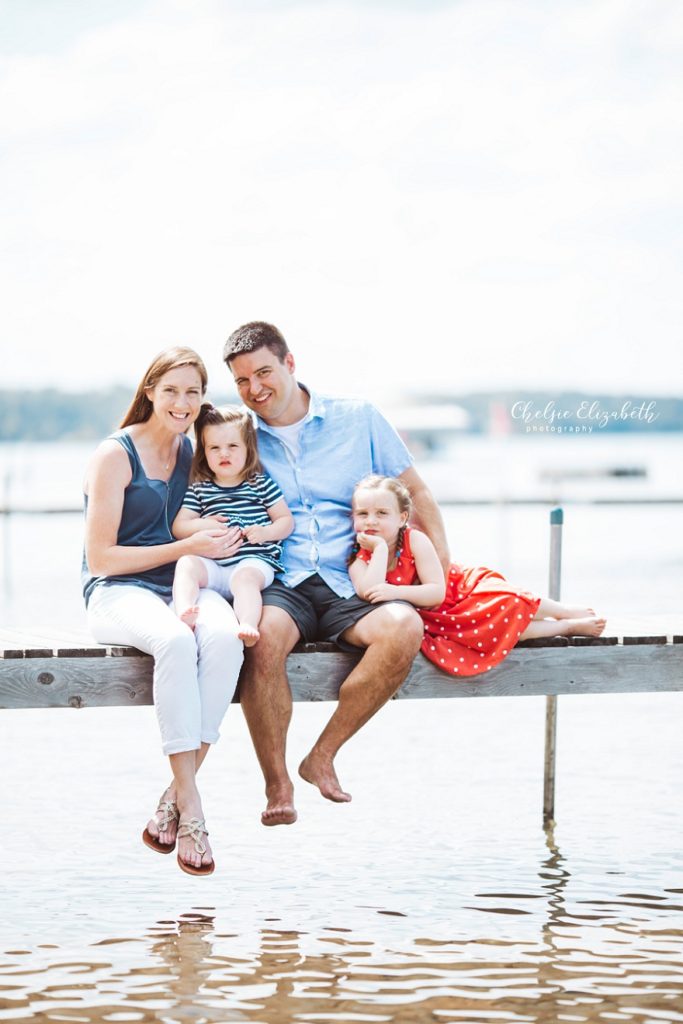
[349,475,606,678]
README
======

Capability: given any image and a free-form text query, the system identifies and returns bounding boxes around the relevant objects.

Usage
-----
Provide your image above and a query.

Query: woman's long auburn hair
[120,347,208,428]
[192,404,262,484]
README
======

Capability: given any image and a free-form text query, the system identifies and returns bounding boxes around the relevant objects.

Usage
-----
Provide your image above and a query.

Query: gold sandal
[142,793,179,854]
[176,817,215,876]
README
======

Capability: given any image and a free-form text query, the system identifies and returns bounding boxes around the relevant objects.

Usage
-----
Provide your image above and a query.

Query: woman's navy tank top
[82,430,193,606]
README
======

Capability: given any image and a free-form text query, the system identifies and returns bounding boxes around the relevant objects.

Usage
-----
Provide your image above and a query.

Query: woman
[83,347,244,876]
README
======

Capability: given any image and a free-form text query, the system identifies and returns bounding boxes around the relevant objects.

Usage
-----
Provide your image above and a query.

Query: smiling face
[202,421,249,485]
[229,347,301,426]
[145,365,204,433]
[352,485,409,547]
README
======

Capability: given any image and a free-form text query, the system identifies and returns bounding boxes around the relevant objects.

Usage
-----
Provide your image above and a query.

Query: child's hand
[356,532,387,552]
[243,524,267,544]
[364,582,397,603]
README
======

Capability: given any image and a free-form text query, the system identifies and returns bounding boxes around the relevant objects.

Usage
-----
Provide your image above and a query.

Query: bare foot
[144,785,178,849]
[299,751,352,803]
[237,622,260,647]
[557,616,606,637]
[179,606,200,631]
[261,783,298,827]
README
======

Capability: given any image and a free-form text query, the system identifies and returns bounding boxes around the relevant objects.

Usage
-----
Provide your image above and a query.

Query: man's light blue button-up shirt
[254,387,413,597]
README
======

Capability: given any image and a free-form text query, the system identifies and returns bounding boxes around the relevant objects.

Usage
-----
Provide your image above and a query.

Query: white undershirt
[270,415,307,460]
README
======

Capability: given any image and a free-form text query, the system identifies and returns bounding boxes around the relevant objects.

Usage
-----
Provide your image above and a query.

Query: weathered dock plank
[1,635,681,710]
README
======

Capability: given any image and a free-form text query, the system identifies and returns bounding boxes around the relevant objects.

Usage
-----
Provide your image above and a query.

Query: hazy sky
[1,0,681,399]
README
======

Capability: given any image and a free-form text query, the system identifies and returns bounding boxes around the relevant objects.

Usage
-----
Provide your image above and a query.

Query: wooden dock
[3,508,679,828]
[1,627,681,710]
[2,625,681,827]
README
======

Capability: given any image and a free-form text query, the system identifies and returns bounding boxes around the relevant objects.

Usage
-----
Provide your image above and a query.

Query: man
[224,322,450,825]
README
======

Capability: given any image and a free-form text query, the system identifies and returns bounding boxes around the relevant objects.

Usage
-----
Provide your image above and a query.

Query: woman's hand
[172,510,229,539]
[356,532,387,553]
[364,582,398,603]
[201,514,229,530]
[186,525,243,560]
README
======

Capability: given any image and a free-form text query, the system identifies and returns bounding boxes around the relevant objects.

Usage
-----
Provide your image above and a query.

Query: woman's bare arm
[85,442,241,576]
[172,506,231,539]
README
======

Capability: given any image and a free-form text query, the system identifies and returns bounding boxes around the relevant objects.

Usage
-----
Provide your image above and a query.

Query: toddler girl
[349,475,605,677]
[172,404,293,646]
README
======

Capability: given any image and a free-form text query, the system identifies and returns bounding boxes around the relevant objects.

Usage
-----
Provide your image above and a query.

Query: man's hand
[364,582,398,603]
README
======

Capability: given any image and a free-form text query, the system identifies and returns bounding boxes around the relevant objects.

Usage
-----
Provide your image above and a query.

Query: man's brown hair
[223,321,290,366]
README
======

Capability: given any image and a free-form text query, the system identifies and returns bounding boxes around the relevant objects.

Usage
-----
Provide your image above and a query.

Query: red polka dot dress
[358,527,541,678]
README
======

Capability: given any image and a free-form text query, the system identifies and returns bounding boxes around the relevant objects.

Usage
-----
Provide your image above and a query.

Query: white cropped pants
[88,584,244,756]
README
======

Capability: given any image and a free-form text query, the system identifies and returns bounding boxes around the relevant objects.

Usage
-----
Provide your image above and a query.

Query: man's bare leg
[299,604,423,803]
[239,605,300,826]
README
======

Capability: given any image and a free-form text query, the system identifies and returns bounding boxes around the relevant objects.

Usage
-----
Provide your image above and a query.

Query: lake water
[1,434,682,1023]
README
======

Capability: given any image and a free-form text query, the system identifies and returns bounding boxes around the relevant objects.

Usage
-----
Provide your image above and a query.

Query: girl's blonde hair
[349,474,412,564]
[192,404,261,484]
[352,474,412,515]
[120,346,208,427]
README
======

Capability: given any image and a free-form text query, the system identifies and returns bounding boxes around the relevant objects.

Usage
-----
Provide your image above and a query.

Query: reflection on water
[1,695,682,1024]
[1,689,683,1023]
[2,832,683,1023]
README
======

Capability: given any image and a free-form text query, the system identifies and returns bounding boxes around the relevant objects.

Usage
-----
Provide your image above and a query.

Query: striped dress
[181,473,285,573]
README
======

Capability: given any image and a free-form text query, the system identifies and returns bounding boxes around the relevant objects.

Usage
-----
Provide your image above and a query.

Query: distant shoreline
[2,388,683,440]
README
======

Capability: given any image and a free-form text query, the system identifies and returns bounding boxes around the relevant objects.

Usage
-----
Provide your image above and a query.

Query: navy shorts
[262,574,377,650]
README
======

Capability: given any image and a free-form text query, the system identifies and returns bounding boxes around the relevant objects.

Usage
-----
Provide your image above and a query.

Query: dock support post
[543,507,563,827]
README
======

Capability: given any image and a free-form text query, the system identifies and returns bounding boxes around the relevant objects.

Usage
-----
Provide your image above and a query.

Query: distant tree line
[0,389,235,441]
[0,387,131,441]
[0,388,682,440]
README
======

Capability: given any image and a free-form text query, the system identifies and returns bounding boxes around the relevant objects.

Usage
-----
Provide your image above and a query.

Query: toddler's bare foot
[237,623,260,647]
[558,616,606,637]
[179,606,200,631]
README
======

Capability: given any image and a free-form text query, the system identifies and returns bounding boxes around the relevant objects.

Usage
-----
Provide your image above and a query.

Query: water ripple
[2,881,683,1024]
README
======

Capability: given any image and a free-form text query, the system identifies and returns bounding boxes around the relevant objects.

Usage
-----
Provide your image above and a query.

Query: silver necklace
[163,436,178,471]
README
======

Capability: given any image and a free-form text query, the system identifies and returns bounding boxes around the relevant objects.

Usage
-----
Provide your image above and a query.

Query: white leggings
[87,584,244,756]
